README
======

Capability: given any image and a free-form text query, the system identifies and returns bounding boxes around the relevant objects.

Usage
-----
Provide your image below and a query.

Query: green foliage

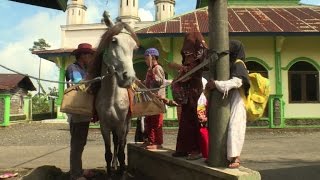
[29,38,51,52]
[32,87,58,114]
[48,87,58,97]
[32,94,50,114]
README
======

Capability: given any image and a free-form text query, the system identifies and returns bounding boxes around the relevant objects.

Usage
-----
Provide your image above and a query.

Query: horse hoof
[119,172,128,180]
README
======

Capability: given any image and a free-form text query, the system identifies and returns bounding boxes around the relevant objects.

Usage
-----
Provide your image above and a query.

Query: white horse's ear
[103,11,114,28]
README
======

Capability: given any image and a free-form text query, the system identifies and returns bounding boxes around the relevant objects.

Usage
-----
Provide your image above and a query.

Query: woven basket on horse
[60,85,94,116]
[129,80,166,118]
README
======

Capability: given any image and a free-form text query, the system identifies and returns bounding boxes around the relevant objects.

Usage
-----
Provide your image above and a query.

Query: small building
[0,74,36,126]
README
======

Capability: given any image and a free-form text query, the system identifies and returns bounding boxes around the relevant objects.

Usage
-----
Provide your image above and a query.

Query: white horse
[88,13,139,176]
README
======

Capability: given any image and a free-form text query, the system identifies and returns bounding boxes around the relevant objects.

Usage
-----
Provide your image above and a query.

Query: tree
[29,39,53,115]
[29,38,51,95]
[29,38,51,52]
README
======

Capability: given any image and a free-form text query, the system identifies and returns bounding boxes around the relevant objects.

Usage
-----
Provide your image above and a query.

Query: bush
[32,94,50,114]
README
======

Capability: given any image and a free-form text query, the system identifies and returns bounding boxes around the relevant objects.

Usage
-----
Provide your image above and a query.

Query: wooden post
[207,0,230,167]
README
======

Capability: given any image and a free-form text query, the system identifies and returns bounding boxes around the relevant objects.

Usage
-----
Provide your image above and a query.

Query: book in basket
[60,85,94,116]
[129,80,166,118]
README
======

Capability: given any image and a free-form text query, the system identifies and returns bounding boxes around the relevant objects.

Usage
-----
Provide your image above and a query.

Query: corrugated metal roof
[0,74,36,91]
[136,6,320,34]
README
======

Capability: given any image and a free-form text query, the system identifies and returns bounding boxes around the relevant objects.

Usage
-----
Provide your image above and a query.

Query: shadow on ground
[21,165,135,180]
[12,163,320,180]
[259,164,320,180]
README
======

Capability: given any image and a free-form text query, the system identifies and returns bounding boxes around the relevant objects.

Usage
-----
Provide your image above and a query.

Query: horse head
[92,11,139,88]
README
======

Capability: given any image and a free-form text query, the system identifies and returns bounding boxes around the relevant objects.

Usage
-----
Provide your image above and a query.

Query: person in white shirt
[205,40,250,168]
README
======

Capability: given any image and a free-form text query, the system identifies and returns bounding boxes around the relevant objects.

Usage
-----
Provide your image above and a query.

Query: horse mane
[88,22,139,80]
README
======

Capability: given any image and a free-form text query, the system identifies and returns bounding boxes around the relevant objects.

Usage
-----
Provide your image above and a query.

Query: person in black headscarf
[205,40,250,168]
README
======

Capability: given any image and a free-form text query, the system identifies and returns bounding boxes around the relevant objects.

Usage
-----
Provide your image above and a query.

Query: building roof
[32,48,74,59]
[0,74,36,91]
[32,48,99,60]
[9,0,68,11]
[33,5,320,61]
[136,6,320,36]
[197,0,302,8]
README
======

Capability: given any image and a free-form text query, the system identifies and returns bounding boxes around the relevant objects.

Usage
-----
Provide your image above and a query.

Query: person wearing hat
[66,43,94,87]
[66,43,95,180]
[143,48,166,150]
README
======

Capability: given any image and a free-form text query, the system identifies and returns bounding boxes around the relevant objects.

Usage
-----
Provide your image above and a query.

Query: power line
[0,63,102,85]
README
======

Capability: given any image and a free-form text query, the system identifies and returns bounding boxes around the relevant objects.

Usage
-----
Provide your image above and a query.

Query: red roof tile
[196,10,209,32]
[0,74,36,91]
[136,7,320,34]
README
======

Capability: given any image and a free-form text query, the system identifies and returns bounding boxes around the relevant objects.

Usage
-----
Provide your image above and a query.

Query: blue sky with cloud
[0,0,318,93]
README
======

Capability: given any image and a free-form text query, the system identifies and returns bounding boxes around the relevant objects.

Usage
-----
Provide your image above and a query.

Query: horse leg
[100,127,113,176]
[117,120,130,175]
[112,130,119,170]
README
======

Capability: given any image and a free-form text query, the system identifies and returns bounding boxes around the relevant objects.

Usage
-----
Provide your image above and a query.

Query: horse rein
[134,50,229,92]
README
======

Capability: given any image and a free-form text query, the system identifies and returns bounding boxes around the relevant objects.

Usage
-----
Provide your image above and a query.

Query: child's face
[144,54,152,68]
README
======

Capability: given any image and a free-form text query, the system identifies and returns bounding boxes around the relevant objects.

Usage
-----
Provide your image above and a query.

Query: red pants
[145,114,164,145]
[200,126,209,158]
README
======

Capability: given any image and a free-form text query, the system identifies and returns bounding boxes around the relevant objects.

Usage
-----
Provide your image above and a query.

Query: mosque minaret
[66,0,87,25]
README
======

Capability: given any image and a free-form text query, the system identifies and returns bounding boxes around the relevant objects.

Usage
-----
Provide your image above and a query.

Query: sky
[0,0,319,94]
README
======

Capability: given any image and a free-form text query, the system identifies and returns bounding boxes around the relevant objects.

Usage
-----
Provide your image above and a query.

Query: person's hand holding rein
[205,79,215,91]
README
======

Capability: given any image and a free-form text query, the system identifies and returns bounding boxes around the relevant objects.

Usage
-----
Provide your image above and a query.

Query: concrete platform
[127,143,261,180]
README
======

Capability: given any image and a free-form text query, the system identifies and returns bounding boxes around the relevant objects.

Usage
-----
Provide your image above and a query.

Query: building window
[78,10,81,16]
[120,0,122,8]
[163,5,165,11]
[133,0,135,7]
[127,0,129,6]
[288,61,319,103]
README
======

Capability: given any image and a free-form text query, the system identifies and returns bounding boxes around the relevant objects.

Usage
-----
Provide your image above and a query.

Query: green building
[135,0,320,128]
[35,0,320,128]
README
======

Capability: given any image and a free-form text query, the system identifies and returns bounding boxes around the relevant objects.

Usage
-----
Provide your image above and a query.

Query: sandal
[0,172,18,179]
[228,157,240,169]
[140,141,151,148]
[186,153,202,160]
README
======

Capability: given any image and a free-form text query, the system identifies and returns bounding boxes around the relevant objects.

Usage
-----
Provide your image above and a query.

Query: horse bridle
[102,53,118,77]
[101,31,135,77]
